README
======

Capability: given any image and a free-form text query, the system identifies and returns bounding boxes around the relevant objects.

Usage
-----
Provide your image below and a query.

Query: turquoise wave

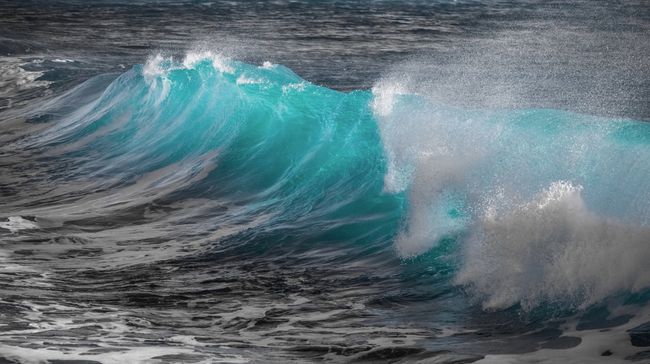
[24,53,650,310]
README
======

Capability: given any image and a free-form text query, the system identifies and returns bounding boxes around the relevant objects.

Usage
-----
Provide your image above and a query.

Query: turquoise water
[27,55,650,310]
[1,53,649,362]
[1,0,649,361]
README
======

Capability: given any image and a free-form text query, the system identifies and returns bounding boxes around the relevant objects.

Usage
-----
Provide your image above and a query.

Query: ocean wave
[3,51,396,270]
[11,51,650,311]
[372,73,650,309]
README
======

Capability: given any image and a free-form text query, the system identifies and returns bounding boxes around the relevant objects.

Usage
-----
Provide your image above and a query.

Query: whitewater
[1,0,650,363]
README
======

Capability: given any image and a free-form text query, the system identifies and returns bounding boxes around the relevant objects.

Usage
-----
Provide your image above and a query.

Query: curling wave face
[5,52,650,314]
[3,52,402,272]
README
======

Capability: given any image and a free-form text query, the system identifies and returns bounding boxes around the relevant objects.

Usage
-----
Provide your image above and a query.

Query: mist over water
[1,1,650,363]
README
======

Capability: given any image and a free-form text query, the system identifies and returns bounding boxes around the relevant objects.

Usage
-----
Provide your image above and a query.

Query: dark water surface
[1,1,650,363]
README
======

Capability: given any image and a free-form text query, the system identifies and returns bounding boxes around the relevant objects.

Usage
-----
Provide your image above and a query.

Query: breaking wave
[11,51,650,311]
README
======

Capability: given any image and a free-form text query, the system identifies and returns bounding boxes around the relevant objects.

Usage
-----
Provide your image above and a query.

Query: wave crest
[372,75,650,308]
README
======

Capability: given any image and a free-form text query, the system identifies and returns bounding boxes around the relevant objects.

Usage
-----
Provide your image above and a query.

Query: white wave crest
[372,73,650,308]
[371,79,491,258]
[143,50,235,79]
[182,50,234,74]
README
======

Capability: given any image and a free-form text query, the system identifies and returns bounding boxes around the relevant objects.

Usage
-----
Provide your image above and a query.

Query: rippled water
[1,1,650,363]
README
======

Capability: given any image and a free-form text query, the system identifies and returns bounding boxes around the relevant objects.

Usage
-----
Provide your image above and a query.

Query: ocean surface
[1,1,650,363]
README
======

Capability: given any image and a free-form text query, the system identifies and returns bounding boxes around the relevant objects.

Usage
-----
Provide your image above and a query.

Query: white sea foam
[236,75,263,85]
[0,216,38,233]
[372,75,650,308]
[0,57,51,99]
[457,181,650,310]
[282,82,306,94]
[142,54,173,104]
[370,79,410,119]
[142,53,171,78]
[182,50,234,74]
[372,79,492,258]
[144,50,235,78]
[477,304,650,363]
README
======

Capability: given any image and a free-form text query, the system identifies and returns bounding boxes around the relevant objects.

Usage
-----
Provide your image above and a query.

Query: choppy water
[1,1,650,363]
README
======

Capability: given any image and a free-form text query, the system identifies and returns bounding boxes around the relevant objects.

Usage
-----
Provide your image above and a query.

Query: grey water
[1,1,650,363]
[2,0,649,118]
